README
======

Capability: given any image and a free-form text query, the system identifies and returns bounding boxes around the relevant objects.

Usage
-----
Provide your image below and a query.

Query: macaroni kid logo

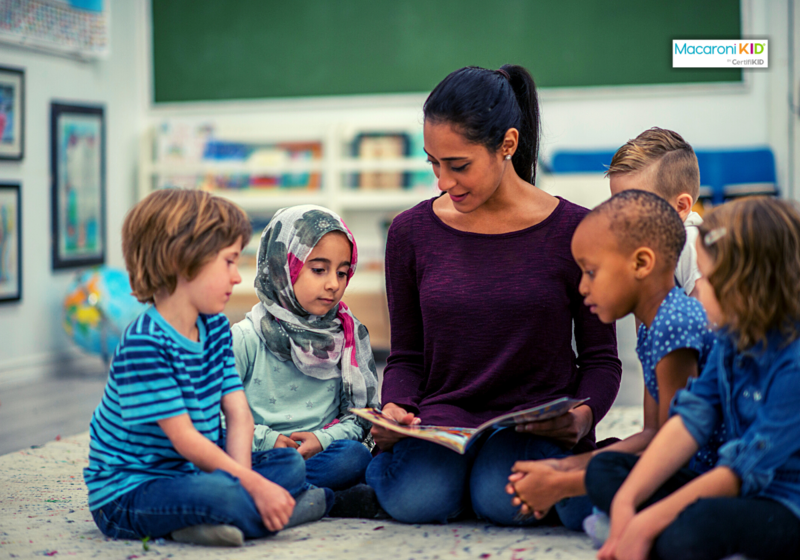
[673,40,769,68]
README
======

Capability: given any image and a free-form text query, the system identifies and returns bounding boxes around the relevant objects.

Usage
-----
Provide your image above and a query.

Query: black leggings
[585,452,800,560]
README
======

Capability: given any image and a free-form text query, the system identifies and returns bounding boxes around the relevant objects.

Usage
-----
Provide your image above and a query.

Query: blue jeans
[91,448,308,540]
[366,427,592,529]
[586,452,800,560]
[305,439,372,491]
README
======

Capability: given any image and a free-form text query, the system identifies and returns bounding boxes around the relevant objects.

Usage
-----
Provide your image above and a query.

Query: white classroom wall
[0,0,147,384]
[0,0,795,385]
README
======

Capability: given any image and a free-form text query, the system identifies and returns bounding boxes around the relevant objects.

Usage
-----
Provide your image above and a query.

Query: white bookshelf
[138,123,437,217]
[138,121,437,348]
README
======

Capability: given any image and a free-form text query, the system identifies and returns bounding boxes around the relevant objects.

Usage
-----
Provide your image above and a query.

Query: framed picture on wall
[0,66,24,161]
[51,102,105,270]
[0,182,21,302]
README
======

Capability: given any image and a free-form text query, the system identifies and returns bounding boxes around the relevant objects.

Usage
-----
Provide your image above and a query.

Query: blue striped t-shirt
[84,307,243,510]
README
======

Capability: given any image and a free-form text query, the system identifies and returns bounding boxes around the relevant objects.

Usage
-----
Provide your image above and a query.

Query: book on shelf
[352,132,410,190]
[350,396,589,454]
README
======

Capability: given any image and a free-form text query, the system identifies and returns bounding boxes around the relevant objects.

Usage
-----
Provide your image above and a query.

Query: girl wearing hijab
[232,205,379,491]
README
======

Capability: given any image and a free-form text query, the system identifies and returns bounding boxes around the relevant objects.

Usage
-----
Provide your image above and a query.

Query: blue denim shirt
[671,329,800,520]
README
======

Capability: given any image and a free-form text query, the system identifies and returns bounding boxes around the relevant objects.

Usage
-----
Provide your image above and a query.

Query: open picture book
[350,396,589,454]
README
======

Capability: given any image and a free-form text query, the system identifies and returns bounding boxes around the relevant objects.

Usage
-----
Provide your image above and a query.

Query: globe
[63,267,146,361]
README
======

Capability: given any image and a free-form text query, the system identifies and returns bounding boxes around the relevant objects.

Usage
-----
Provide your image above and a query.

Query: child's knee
[91,505,143,540]
[470,488,516,525]
[253,447,307,491]
[366,447,466,524]
[202,470,248,504]
[584,452,637,513]
[380,484,464,524]
[555,495,594,531]
[469,464,528,526]
[255,446,305,470]
[331,440,372,470]
[655,506,713,560]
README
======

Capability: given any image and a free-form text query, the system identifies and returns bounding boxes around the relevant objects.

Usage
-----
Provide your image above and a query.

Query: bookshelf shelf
[139,121,438,350]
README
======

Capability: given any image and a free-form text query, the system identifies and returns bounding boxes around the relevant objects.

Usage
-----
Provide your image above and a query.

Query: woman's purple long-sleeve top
[382,197,622,450]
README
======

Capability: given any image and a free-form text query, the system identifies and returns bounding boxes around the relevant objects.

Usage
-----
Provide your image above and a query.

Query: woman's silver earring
[505,154,512,160]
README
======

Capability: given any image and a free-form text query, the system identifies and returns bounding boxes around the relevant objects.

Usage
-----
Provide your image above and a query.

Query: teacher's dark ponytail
[423,64,541,184]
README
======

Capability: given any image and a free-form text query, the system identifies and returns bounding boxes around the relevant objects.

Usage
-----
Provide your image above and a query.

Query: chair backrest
[549,151,617,174]
[695,149,776,203]
[548,147,777,204]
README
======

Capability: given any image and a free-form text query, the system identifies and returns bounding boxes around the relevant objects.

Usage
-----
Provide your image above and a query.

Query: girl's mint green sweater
[231,318,365,451]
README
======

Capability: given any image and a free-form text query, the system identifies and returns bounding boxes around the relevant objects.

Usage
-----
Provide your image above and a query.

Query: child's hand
[370,403,421,451]
[515,405,593,448]
[598,499,636,560]
[246,474,296,532]
[505,472,540,518]
[290,432,322,459]
[613,513,657,560]
[274,434,300,449]
[505,460,569,519]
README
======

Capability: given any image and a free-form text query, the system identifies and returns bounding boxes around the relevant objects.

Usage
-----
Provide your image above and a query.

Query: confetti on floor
[0,407,642,559]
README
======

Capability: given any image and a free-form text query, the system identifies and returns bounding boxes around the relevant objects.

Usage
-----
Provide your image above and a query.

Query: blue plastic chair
[550,151,616,174]
[549,148,777,204]
[695,149,776,204]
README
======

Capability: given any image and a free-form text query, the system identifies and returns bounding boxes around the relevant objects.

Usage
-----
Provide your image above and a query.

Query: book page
[474,397,590,433]
[351,396,589,455]
[350,408,476,453]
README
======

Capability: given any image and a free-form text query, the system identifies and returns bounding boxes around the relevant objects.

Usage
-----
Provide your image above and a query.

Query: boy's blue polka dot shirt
[636,286,723,472]
[637,287,715,404]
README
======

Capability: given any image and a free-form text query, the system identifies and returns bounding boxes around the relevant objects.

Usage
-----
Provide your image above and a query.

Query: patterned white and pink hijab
[246,205,379,416]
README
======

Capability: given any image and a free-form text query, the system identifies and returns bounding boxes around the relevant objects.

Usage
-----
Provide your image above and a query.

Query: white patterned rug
[0,406,642,560]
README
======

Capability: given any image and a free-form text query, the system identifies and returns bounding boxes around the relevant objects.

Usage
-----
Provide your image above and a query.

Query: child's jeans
[366,427,592,529]
[585,451,800,560]
[305,439,372,491]
[91,448,308,540]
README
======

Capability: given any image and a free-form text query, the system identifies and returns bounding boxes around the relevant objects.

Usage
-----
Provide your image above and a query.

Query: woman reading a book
[364,65,621,529]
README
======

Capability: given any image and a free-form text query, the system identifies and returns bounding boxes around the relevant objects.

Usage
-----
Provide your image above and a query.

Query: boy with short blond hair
[606,127,703,296]
[85,189,329,548]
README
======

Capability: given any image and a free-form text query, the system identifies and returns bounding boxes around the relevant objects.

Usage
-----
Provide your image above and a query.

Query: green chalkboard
[151,0,742,103]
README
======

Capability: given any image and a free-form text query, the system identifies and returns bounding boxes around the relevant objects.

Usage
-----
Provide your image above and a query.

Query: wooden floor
[0,361,108,455]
